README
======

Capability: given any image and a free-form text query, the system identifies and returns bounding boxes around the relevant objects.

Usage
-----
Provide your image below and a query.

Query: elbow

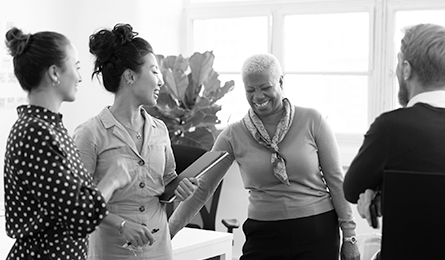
[342,182,358,204]
[67,221,99,239]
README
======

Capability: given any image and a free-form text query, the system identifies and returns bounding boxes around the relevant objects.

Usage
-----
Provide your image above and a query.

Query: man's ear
[402,60,412,81]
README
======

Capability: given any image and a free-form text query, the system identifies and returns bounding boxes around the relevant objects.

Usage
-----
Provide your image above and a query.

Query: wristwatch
[343,236,357,244]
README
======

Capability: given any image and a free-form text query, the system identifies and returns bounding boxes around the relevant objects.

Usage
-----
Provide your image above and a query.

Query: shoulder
[219,120,246,138]
[72,111,109,147]
[18,116,56,140]
[150,116,169,130]
[293,105,324,120]
[141,106,168,131]
[74,116,101,139]
[372,107,410,128]
[291,106,326,130]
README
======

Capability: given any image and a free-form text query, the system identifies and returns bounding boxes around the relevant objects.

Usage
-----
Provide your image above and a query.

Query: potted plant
[145,51,235,150]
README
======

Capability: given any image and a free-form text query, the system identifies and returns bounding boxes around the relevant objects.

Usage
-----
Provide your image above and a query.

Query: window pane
[215,74,249,128]
[193,16,269,72]
[190,0,256,2]
[284,75,368,133]
[284,12,369,72]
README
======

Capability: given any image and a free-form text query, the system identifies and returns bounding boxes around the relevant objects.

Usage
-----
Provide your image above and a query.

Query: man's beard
[398,78,409,107]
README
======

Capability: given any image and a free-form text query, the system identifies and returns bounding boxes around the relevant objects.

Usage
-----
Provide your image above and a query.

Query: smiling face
[132,53,163,107]
[244,71,284,117]
[57,43,82,102]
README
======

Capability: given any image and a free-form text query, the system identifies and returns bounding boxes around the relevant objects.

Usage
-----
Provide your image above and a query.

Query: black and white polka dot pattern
[3,105,108,259]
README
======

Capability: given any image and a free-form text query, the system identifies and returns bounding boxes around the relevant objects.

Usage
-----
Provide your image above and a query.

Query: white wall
[0,0,184,190]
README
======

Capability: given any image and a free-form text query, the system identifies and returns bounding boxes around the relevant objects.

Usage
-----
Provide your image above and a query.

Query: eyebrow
[246,83,270,88]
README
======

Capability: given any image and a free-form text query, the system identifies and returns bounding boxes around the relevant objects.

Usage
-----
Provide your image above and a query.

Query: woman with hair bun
[73,23,197,259]
[3,28,131,259]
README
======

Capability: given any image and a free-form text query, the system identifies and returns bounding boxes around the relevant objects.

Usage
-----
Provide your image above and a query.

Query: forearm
[169,162,228,236]
[96,177,120,203]
[100,212,126,233]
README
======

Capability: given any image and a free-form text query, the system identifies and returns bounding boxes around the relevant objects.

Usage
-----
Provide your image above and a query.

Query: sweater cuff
[339,218,357,232]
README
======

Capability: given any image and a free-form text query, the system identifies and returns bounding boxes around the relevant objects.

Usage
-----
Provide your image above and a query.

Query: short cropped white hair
[241,53,283,82]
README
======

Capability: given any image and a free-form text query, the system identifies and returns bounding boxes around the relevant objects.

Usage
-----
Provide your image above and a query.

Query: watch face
[345,236,357,244]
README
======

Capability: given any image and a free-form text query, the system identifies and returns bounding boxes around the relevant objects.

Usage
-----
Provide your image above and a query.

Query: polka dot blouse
[3,105,108,259]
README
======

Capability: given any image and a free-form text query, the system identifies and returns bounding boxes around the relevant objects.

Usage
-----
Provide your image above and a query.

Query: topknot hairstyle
[241,53,283,83]
[89,23,154,93]
[5,27,70,92]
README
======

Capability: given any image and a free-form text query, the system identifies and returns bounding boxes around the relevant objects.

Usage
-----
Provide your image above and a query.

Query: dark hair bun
[5,27,31,57]
[89,23,138,62]
[112,23,138,46]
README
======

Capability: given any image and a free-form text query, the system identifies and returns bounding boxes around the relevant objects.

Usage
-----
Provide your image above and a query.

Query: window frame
[183,0,445,165]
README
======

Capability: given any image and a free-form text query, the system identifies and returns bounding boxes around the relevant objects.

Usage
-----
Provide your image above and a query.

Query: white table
[1,217,233,260]
[172,227,233,260]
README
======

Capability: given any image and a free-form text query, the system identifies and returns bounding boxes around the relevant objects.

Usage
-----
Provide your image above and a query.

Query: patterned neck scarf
[243,98,294,185]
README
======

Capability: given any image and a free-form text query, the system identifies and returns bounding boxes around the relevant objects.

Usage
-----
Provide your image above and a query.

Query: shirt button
[139,206,145,212]
[138,160,145,166]
[139,182,145,188]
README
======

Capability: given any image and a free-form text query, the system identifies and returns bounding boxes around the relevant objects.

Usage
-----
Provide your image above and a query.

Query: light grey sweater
[169,106,355,235]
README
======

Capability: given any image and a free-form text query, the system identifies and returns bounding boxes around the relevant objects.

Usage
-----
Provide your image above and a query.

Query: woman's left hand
[340,241,360,260]
[174,177,199,201]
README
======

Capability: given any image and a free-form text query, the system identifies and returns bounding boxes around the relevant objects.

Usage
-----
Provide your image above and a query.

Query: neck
[257,107,284,126]
[408,80,445,100]
[109,95,144,126]
[28,86,62,113]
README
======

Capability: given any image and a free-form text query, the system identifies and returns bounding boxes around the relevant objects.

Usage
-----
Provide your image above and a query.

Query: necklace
[109,109,144,139]
[122,124,143,139]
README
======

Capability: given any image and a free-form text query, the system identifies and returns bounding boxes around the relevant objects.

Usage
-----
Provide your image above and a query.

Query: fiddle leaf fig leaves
[146,51,235,150]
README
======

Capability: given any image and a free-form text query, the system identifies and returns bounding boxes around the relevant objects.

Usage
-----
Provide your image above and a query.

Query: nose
[158,73,164,87]
[253,89,265,99]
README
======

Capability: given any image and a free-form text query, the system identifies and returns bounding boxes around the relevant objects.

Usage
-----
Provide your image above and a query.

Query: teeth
[256,101,269,107]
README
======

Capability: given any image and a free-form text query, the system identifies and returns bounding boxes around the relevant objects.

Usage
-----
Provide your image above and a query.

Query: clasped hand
[174,177,199,201]
[357,189,382,228]
[120,221,155,248]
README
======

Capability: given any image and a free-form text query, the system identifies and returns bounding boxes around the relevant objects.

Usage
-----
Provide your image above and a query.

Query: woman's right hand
[96,158,131,202]
[120,221,156,247]
[104,158,131,190]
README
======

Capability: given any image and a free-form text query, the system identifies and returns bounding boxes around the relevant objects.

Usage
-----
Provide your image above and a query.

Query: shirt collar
[17,104,63,126]
[407,90,445,108]
[98,106,155,129]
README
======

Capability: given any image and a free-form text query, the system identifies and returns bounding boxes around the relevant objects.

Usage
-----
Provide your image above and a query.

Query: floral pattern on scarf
[243,98,295,185]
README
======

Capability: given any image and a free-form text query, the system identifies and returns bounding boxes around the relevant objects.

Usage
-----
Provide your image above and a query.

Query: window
[185,0,445,165]
[192,16,269,124]
[283,12,370,133]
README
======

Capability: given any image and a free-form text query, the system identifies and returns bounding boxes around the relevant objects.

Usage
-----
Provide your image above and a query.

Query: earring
[126,80,132,85]
[52,79,60,86]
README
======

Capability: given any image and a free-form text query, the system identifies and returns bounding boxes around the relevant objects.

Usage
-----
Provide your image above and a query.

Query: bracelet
[118,219,127,235]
